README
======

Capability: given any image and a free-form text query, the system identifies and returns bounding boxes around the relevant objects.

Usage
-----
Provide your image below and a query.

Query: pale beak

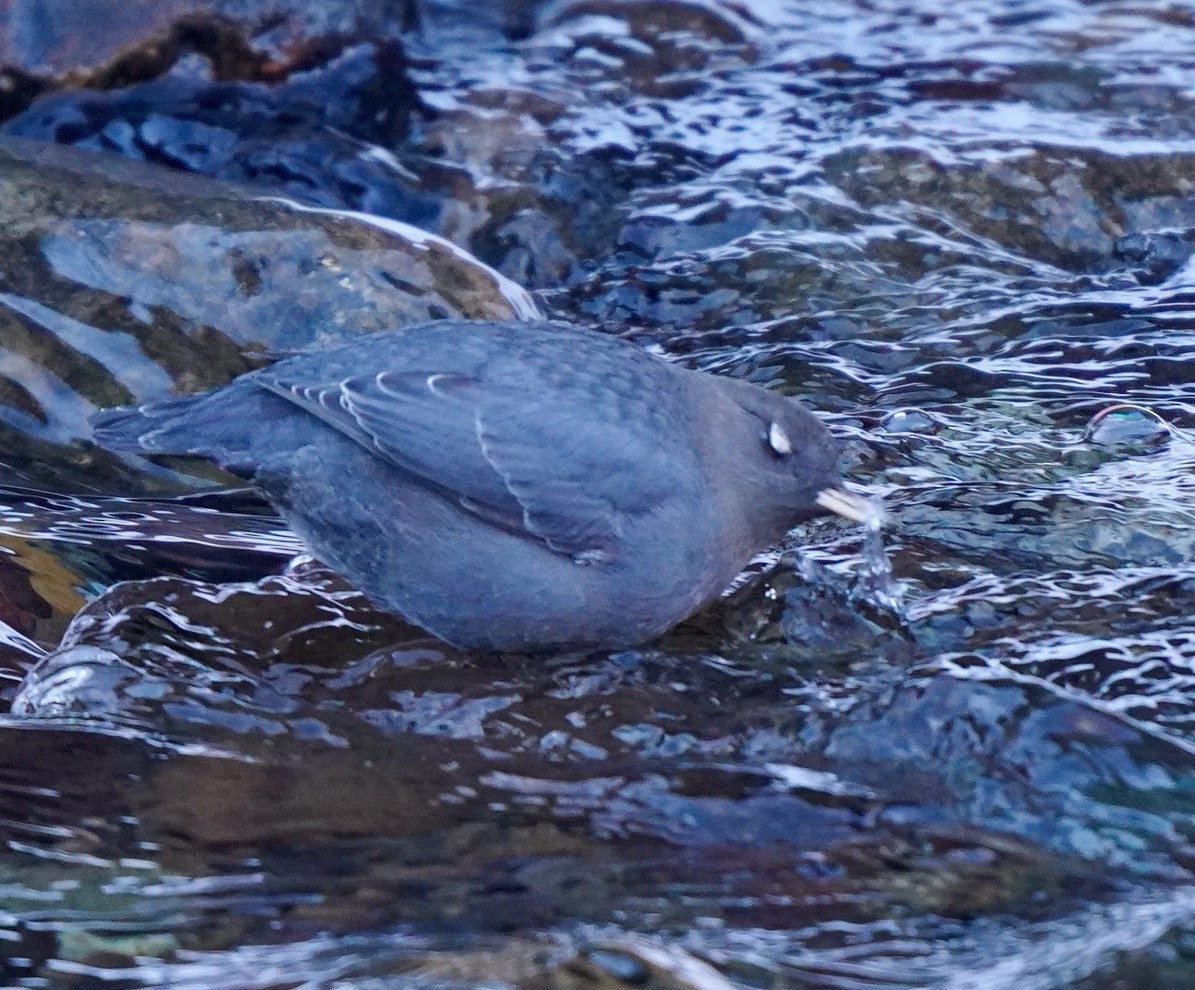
[816,487,885,527]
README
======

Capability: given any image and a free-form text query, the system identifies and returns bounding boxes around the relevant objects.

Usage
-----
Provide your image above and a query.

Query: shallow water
[4,0,1195,987]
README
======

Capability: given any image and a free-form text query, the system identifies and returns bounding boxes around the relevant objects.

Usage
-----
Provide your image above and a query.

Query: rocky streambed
[0,1,1195,988]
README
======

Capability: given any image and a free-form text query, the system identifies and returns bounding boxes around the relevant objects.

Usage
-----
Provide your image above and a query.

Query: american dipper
[92,320,868,651]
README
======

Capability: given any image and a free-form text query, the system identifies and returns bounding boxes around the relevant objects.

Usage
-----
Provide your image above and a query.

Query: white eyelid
[768,421,793,455]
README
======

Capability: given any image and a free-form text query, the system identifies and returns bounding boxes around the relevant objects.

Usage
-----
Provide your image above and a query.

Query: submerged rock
[823,145,1195,273]
[0,483,296,669]
[9,558,1145,953]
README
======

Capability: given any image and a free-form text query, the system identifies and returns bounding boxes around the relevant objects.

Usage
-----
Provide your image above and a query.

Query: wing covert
[256,351,697,562]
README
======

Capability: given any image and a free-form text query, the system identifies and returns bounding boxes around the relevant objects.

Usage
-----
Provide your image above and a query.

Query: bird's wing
[256,360,693,562]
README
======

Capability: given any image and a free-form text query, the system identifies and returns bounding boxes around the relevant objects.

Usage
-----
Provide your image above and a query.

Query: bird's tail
[90,380,277,472]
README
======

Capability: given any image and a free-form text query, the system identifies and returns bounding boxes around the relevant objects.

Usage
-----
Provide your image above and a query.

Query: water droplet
[878,408,943,435]
[1083,404,1170,450]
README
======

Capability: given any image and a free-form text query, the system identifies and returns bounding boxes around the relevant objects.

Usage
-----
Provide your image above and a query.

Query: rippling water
[5,0,1195,987]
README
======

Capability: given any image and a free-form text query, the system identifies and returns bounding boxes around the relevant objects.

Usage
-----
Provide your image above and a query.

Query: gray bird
[92,320,868,651]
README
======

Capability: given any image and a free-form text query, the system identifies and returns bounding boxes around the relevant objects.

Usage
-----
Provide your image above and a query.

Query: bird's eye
[768,421,793,456]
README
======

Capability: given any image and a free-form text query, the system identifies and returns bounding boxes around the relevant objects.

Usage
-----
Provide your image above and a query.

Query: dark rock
[0,1,416,80]
[3,41,430,222]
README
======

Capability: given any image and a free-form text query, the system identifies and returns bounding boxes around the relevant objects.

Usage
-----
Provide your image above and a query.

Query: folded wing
[256,356,694,563]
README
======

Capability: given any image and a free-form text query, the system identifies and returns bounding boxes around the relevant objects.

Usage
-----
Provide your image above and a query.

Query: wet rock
[823,145,1195,272]
[547,940,738,990]
[675,548,911,672]
[409,79,633,288]
[881,429,1195,573]
[616,187,785,260]
[537,0,761,90]
[0,482,307,688]
[1113,230,1195,284]
[0,1,416,81]
[816,671,1195,880]
[10,557,422,726]
[0,137,539,490]
[0,535,80,676]
[6,570,1125,945]
[10,532,1177,960]
[2,41,430,222]
[567,237,894,335]
[400,0,773,290]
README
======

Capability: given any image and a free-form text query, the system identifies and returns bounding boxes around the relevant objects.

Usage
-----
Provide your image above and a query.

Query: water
[4,0,1195,987]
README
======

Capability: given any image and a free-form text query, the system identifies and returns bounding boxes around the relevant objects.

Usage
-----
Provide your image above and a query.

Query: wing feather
[255,342,696,562]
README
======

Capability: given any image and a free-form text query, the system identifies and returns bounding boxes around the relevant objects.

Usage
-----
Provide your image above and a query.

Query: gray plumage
[92,319,848,651]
